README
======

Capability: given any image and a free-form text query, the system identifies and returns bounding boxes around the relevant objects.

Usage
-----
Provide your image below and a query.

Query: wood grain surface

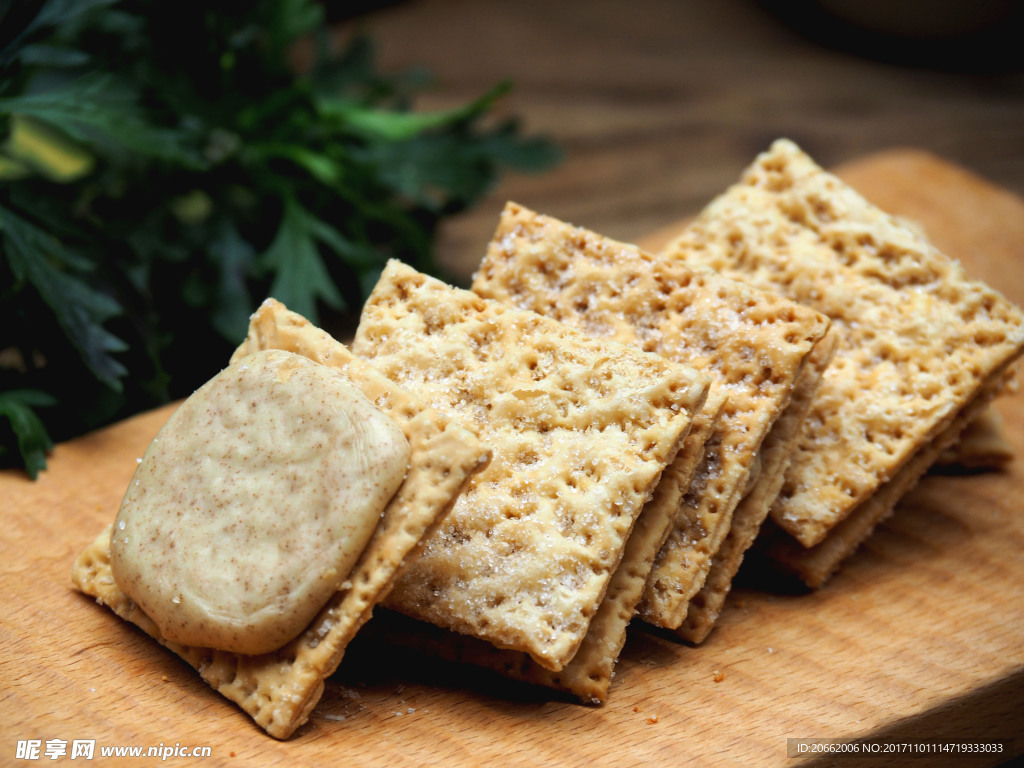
[1,150,1022,767]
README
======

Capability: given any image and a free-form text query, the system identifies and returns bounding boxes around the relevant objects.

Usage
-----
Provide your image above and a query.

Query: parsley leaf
[0,203,127,390]
[259,198,347,323]
[0,389,56,480]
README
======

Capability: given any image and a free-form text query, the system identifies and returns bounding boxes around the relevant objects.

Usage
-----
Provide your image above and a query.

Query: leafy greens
[0,0,561,477]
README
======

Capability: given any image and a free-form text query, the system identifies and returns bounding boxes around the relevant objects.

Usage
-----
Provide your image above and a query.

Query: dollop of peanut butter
[109,348,410,655]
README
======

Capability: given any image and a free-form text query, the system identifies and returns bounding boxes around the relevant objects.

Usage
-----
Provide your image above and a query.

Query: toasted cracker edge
[761,363,1016,588]
[676,327,838,642]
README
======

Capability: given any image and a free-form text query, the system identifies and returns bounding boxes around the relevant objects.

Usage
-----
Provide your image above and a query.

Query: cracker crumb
[713,670,725,683]
[646,714,659,724]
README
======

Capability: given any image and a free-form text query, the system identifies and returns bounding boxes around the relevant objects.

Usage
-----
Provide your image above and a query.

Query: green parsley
[0,0,561,478]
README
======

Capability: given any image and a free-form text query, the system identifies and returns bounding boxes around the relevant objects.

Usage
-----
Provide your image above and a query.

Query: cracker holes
[655,274,679,296]
[758,167,791,194]
[488,594,507,609]
[810,195,835,224]
[640,439,670,467]
[974,329,1007,347]
[782,202,808,227]
[446,524,471,546]
[572,289,597,316]
[517,448,540,467]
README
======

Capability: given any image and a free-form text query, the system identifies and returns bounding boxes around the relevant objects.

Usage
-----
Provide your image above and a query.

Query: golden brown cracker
[663,139,1024,548]
[473,203,830,629]
[363,397,722,702]
[352,261,709,671]
[760,365,1014,587]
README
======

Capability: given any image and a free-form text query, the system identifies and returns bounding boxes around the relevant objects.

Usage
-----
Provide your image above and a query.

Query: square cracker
[364,392,723,702]
[758,365,1016,587]
[662,138,1024,554]
[71,298,492,739]
[352,261,709,671]
[934,405,1014,470]
[472,203,831,630]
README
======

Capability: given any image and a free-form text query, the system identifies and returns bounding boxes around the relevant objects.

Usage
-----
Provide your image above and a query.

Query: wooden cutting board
[2,151,1022,767]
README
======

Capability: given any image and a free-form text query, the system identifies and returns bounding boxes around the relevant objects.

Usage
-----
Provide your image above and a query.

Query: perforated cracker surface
[361,399,721,703]
[663,139,1024,547]
[352,261,708,670]
[72,299,491,739]
[472,203,830,629]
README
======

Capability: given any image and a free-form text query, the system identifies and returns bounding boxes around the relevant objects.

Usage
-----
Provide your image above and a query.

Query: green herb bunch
[0,0,561,477]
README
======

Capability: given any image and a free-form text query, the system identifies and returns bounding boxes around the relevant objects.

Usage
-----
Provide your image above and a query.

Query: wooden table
[2,150,1022,767]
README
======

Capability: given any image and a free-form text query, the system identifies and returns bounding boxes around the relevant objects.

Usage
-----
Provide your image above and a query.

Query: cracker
[526,393,721,698]
[760,364,1015,586]
[363,395,723,701]
[663,139,1024,550]
[677,327,837,641]
[71,298,491,739]
[352,261,709,671]
[472,203,830,629]
[934,406,1014,471]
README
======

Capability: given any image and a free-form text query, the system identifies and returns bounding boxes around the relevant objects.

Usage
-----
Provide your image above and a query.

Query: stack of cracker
[350,260,711,701]
[660,139,1024,587]
[71,138,1024,735]
[472,203,833,645]
[72,300,493,739]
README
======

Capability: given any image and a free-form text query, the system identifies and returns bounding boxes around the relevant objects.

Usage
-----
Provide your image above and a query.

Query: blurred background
[331,0,1024,280]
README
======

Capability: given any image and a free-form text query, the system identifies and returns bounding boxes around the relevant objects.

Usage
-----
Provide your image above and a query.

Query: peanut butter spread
[109,348,410,655]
